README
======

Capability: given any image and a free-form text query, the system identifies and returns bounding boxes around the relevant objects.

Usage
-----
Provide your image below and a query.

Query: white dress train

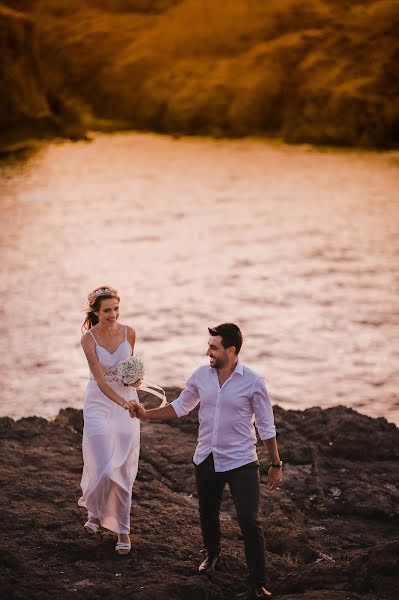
[78,326,140,534]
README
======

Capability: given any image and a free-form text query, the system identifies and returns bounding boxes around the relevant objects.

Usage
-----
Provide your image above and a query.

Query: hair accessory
[95,287,116,296]
[88,287,118,305]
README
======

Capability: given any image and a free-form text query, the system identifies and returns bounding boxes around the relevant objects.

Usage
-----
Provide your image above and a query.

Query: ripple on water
[0,133,398,425]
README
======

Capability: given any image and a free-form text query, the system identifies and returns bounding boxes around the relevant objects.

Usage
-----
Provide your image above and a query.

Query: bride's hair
[82,286,120,332]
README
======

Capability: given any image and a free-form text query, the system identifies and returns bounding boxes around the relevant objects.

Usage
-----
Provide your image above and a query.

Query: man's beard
[210,357,226,369]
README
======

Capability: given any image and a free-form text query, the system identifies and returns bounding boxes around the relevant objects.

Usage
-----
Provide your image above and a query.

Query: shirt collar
[234,360,244,375]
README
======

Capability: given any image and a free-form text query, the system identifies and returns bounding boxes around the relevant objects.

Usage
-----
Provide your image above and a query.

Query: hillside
[0,2,88,152]
[0,4,57,150]
[1,0,399,150]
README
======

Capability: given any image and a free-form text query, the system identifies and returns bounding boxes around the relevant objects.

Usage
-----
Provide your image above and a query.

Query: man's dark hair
[208,323,243,354]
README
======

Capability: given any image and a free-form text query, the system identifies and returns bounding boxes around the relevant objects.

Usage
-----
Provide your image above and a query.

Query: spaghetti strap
[88,330,98,345]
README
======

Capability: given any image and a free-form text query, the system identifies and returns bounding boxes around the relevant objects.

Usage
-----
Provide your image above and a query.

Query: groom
[130,323,282,599]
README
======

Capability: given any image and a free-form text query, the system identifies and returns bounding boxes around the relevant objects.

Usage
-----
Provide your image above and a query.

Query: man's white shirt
[171,361,276,472]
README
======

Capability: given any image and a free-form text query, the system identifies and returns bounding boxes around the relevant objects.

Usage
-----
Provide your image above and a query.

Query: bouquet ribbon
[138,380,167,407]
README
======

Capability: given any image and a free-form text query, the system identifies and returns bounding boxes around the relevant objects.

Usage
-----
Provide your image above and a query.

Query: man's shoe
[198,553,220,575]
[252,586,272,598]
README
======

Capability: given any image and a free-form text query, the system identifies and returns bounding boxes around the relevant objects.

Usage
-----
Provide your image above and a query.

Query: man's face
[206,335,229,369]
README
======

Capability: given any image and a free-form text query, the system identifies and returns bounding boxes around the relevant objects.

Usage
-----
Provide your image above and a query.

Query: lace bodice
[87,328,132,384]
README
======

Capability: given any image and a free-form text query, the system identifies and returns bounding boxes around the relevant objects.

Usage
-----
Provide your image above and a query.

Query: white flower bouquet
[116,356,167,407]
[116,356,144,388]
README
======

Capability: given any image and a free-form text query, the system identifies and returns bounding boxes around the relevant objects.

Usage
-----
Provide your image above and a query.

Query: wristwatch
[270,460,283,469]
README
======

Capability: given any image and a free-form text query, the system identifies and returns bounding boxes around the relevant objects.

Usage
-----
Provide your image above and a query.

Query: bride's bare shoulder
[125,325,136,342]
[81,329,96,347]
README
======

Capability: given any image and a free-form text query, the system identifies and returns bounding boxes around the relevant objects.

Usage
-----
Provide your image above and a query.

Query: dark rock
[0,416,15,433]
[0,393,398,599]
[55,407,84,434]
[349,540,399,598]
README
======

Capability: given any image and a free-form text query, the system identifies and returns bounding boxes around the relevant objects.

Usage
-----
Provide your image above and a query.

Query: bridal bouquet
[116,356,144,388]
[116,356,167,407]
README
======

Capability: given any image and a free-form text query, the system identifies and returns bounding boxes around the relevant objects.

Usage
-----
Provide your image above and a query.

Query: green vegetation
[1,0,398,149]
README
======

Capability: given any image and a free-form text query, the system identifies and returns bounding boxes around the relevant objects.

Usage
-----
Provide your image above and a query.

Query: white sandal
[115,541,131,555]
[84,520,100,535]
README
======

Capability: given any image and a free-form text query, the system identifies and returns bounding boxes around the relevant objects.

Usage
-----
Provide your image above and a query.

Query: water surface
[1,133,398,423]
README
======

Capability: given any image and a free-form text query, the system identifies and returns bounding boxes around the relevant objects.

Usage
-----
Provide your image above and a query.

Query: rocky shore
[1,388,398,599]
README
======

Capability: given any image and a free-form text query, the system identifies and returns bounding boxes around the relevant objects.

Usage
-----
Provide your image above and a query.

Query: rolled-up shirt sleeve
[251,377,276,440]
[171,369,200,417]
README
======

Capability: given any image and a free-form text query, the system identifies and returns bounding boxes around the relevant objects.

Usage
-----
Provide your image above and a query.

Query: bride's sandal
[115,540,131,555]
[84,520,100,535]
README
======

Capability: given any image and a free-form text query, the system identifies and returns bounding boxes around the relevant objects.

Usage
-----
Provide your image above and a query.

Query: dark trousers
[194,453,266,587]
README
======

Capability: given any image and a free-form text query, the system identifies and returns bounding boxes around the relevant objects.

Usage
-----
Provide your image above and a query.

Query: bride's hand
[125,400,136,414]
[128,401,146,420]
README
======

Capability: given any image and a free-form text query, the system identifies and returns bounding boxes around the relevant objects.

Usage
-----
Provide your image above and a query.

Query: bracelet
[270,461,283,469]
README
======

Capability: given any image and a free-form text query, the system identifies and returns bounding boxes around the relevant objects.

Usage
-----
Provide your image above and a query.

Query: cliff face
[0,3,87,152]
[1,1,398,150]
[0,4,57,149]
[31,0,399,148]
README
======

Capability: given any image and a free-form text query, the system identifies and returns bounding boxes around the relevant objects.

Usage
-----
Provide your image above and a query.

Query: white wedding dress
[78,326,140,534]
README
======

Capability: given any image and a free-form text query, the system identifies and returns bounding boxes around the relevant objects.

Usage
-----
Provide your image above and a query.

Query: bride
[78,286,139,555]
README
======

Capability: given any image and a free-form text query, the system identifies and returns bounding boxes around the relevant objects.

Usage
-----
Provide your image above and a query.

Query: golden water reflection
[1,133,398,423]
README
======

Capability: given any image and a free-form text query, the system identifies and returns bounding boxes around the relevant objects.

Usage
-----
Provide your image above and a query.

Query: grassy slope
[4,0,399,147]
[0,1,89,150]
[0,4,56,147]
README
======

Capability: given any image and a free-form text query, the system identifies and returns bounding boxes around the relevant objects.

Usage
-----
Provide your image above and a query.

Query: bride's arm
[81,333,130,410]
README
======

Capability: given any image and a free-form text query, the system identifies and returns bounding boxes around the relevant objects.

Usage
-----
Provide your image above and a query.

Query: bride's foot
[84,517,100,535]
[116,534,131,555]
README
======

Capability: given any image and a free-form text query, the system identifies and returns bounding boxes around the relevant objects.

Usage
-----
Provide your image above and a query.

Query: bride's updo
[82,286,120,332]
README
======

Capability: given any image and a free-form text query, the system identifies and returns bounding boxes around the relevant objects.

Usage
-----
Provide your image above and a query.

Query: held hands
[267,465,283,490]
[128,401,147,420]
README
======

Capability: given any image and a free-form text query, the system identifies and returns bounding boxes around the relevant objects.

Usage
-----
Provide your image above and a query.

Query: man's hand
[267,466,283,490]
[124,400,136,412]
[128,401,147,420]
